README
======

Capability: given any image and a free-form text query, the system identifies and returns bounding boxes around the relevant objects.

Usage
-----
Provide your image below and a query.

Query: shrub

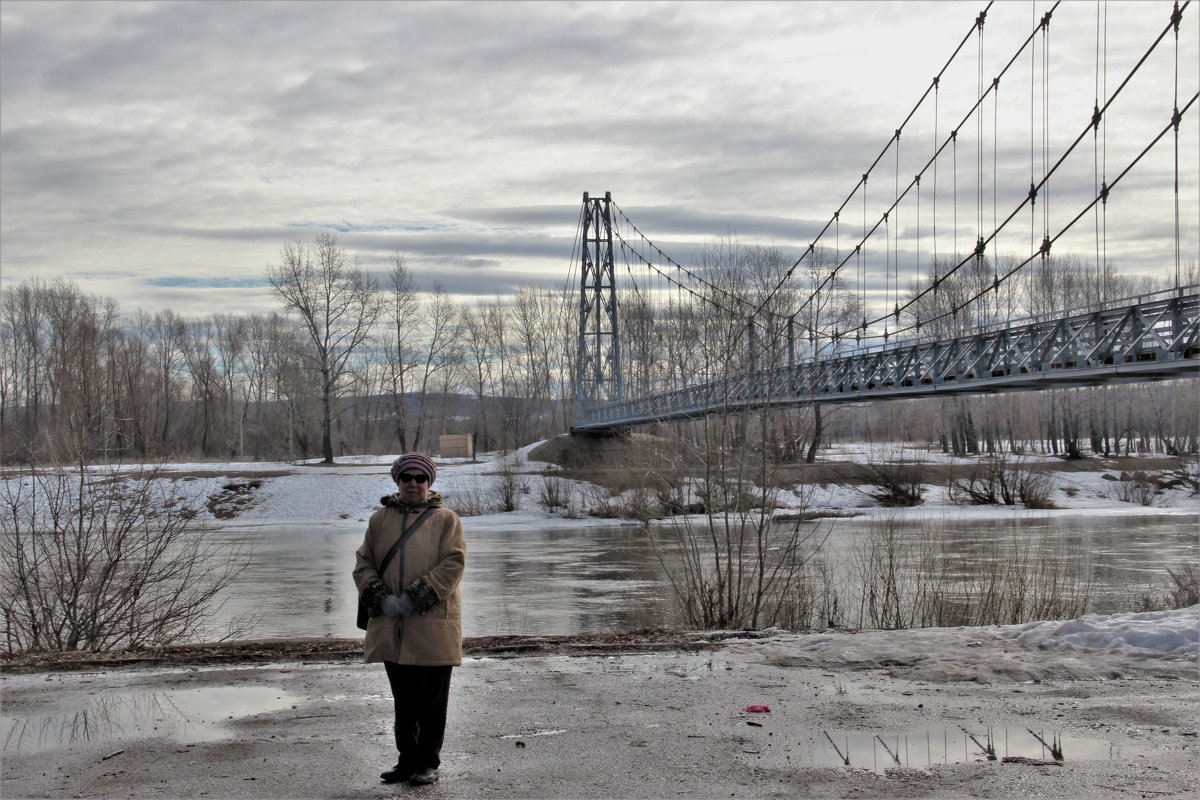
[537,475,571,514]
[1166,562,1200,607]
[846,518,1093,629]
[858,460,926,507]
[451,484,495,517]
[1016,469,1057,509]
[492,456,527,513]
[1164,458,1200,495]
[947,454,1056,509]
[948,459,1008,505]
[1113,472,1160,506]
[622,487,662,521]
[584,484,623,518]
[1,459,249,653]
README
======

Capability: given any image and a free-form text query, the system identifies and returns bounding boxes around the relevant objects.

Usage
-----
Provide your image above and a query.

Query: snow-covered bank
[996,605,1200,657]
[61,440,1197,531]
[722,605,1199,686]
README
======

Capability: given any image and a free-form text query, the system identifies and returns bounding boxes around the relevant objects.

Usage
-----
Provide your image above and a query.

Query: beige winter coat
[353,491,466,666]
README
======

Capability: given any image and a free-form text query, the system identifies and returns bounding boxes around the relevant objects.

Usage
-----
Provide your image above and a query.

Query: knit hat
[390,452,437,485]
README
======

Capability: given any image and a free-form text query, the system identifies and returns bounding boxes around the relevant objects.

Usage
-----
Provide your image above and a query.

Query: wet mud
[3,632,1197,799]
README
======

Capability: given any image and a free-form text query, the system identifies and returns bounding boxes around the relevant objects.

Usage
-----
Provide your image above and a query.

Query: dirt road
[3,628,1197,799]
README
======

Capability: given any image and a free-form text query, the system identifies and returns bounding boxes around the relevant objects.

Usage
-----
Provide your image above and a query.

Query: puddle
[776,727,1150,773]
[501,729,568,739]
[543,655,732,675]
[3,685,297,753]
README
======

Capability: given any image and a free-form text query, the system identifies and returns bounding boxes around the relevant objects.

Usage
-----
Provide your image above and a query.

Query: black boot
[382,720,416,783]
[409,767,439,786]
[380,761,416,784]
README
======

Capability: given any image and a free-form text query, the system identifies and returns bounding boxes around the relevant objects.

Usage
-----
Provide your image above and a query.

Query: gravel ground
[3,629,1197,800]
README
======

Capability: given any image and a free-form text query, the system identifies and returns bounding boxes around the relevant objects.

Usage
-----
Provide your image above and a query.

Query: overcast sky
[2,0,1196,320]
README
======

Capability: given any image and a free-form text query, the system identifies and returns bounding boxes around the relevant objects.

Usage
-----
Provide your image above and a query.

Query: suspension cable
[609,201,761,317]
[788,4,1047,331]
[1030,1,1038,306]
[933,74,940,276]
[749,2,996,321]
[1173,0,1183,292]
[893,89,1197,340]
[978,12,986,261]
[873,1,1190,334]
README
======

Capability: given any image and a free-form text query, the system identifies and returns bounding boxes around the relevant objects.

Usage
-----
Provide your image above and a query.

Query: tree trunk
[321,376,334,464]
[804,404,823,464]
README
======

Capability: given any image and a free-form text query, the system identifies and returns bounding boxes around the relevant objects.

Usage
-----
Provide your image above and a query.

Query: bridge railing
[575,291,1200,430]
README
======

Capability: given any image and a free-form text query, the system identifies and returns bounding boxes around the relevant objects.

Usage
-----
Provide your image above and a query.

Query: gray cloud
[1,0,1194,321]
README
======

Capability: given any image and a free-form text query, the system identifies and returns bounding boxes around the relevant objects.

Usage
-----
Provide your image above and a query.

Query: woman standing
[353,452,466,787]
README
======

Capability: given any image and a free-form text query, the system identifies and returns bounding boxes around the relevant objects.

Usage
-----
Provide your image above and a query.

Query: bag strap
[376,506,438,589]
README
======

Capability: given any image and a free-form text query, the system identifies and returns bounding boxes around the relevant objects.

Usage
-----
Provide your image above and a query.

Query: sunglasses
[397,473,429,484]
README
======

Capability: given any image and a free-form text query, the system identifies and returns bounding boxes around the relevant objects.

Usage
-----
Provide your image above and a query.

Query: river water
[208,513,1198,641]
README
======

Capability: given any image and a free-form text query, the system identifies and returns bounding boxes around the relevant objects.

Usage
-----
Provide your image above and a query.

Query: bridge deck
[575,292,1200,431]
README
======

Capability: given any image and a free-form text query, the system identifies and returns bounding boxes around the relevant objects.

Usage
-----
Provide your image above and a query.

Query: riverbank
[7,439,1192,533]
[0,630,746,673]
[3,609,1198,799]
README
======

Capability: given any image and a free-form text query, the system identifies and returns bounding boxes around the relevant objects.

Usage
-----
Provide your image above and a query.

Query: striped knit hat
[390,452,437,485]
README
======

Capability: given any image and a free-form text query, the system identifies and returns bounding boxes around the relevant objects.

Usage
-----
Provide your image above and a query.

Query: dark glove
[382,593,415,618]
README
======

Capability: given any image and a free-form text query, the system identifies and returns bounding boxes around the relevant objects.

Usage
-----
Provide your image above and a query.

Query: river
[206,513,1198,641]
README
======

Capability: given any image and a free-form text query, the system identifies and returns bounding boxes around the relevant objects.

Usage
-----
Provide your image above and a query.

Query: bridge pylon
[573,191,624,435]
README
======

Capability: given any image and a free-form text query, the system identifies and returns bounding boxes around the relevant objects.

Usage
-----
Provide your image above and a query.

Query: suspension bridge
[571,1,1200,434]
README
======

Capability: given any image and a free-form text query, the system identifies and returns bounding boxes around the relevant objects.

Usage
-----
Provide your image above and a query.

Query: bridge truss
[575,289,1199,431]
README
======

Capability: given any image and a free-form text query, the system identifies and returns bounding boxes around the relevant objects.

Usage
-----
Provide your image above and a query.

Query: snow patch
[996,604,1200,657]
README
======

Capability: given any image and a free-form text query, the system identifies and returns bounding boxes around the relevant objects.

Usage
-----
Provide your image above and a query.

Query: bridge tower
[573,191,623,432]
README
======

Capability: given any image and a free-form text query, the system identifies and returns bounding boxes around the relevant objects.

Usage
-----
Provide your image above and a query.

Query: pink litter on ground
[743,705,771,713]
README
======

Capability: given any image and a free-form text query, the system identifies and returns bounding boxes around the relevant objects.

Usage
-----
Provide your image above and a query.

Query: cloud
[1,0,1194,322]
[146,276,269,289]
[374,267,569,299]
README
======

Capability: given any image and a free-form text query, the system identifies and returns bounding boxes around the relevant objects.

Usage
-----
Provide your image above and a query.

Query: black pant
[383,662,453,771]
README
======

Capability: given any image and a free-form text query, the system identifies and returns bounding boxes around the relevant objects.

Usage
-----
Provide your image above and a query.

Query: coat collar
[380,490,444,512]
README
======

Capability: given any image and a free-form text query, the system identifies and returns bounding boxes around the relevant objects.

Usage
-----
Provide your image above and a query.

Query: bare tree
[274,336,319,460]
[383,253,421,451]
[0,280,48,453]
[645,239,832,630]
[795,246,861,462]
[112,321,154,458]
[410,282,461,451]
[212,314,248,458]
[181,317,219,456]
[460,301,502,451]
[0,450,250,653]
[512,287,563,441]
[40,281,122,457]
[490,298,521,450]
[266,234,384,463]
[241,312,287,458]
[143,309,187,452]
